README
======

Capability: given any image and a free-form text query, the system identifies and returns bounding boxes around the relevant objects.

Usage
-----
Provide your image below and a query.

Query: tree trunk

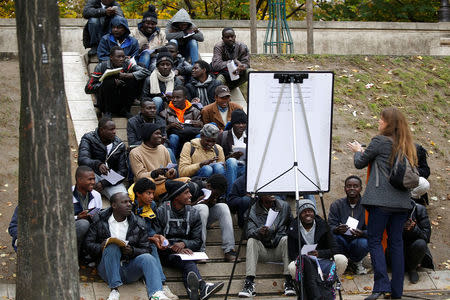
[250,0,258,54]
[306,0,314,54]
[14,0,80,299]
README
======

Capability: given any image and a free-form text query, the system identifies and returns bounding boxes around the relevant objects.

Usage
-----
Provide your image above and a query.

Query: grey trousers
[75,218,91,254]
[245,236,290,277]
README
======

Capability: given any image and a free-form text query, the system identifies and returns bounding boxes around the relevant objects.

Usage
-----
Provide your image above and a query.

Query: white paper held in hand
[227,60,240,81]
[344,216,359,235]
[175,252,209,261]
[301,244,317,255]
[264,208,279,227]
[100,169,125,185]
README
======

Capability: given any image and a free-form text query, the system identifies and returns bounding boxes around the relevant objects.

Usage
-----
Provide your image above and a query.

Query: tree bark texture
[250,0,258,54]
[14,0,80,299]
[306,0,314,54]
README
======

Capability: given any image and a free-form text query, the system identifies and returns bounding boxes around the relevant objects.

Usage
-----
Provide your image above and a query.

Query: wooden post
[14,0,80,299]
[306,0,314,54]
[250,0,258,54]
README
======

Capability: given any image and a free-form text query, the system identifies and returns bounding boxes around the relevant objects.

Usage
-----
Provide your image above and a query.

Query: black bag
[388,154,420,191]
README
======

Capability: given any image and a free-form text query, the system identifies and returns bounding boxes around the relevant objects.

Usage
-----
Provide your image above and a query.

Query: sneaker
[408,270,419,284]
[238,280,256,298]
[200,281,224,300]
[107,289,120,300]
[151,290,170,300]
[88,46,98,57]
[284,280,296,296]
[224,250,239,262]
[163,285,179,300]
[187,271,200,300]
[355,260,368,275]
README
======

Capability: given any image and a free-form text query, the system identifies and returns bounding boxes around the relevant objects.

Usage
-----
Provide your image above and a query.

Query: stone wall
[1,19,449,56]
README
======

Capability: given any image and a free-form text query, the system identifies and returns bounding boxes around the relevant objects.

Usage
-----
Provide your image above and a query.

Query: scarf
[149,69,175,95]
[169,100,192,123]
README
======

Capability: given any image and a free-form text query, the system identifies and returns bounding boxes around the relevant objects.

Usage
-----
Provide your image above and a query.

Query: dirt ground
[0,55,448,284]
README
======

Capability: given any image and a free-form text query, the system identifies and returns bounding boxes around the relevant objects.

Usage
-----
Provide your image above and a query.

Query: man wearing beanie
[217,109,247,195]
[179,124,226,178]
[287,199,348,298]
[142,49,183,113]
[200,85,243,130]
[133,5,166,70]
[239,194,293,298]
[129,123,189,199]
[154,180,224,300]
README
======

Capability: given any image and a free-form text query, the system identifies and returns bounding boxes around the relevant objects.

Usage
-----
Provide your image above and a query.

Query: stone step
[205,245,246,260]
[440,37,450,46]
[164,261,284,280]
[205,227,242,244]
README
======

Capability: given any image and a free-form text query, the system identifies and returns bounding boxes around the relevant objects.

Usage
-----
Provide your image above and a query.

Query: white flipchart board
[246,71,334,193]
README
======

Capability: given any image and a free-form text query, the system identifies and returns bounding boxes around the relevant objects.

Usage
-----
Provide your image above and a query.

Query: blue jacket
[97,16,139,61]
[8,207,18,252]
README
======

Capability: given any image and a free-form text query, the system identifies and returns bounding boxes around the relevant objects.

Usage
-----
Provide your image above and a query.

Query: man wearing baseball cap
[200,85,243,130]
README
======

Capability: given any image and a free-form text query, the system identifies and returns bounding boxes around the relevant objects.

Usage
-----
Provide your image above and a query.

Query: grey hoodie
[165,9,204,43]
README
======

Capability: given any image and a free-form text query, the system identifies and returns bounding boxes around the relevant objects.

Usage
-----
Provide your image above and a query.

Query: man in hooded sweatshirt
[133,5,166,70]
[97,16,139,61]
[186,60,222,108]
[165,8,204,64]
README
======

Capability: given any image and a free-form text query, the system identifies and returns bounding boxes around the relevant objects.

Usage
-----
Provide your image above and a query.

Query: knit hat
[156,51,173,66]
[215,85,231,97]
[140,122,163,142]
[143,5,158,23]
[297,199,316,215]
[200,123,220,139]
[165,180,189,201]
[230,109,247,125]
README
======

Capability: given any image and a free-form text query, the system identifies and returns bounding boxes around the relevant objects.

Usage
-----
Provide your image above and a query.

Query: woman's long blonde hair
[379,107,417,166]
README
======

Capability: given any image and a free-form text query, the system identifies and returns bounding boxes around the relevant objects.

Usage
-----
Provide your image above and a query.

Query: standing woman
[347,107,417,300]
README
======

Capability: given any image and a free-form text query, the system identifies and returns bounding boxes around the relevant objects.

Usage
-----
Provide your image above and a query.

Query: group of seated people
[84,0,251,120]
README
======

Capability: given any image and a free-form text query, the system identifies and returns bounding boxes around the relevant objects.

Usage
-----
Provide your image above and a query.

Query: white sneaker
[163,285,179,300]
[151,290,170,300]
[355,260,368,275]
[107,289,120,300]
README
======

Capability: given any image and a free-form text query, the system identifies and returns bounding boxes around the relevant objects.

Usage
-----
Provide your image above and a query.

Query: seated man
[166,42,193,83]
[328,175,369,274]
[287,199,348,295]
[129,123,189,199]
[402,199,434,284]
[85,46,150,118]
[84,192,171,300]
[8,207,18,252]
[142,51,183,113]
[201,85,243,131]
[238,195,294,298]
[82,0,124,56]
[133,5,166,70]
[129,178,178,300]
[73,166,102,256]
[97,16,139,61]
[217,109,247,194]
[159,86,203,158]
[227,175,250,229]
[190,175,237,262]
[185,60,222,107]
[154,180,224,300]
[78,118,128,200]
[211,27,251,90]
[179,124,225,178]
[165,8,204,64]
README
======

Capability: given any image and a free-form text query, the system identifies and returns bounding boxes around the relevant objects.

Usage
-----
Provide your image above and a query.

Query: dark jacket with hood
[159,103,202,127]
[84,207,150,262]
[97,16,139,61]
[287,215,339,261]
[211,40,250,73]
[150,54,193,77]
[77,129,127,188]
[165,9,204,46]
[82,0,124,19]
[328,196,367,237]
[154,201,202,251]
[185,75,222,106]
[126,113,167,146]
[404,200,434,269]
[247,198,292,248]
[85,58,150,94]
[141,74,183,99]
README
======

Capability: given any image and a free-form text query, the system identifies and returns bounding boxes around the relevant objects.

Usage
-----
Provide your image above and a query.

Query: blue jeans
[159,250,202,293]
[226,195,251,228]
[225,158,246,195]
[196,163,225,177]
[334,234,369,262]
[367,207,408,298]
[150,243,166,283]
[87,15,118,47]
[168,134,180,159]
[170,39,199,63]
[97,244,163,297]
[138,49,155,70]
[151,97,164,114]
[166,146,176,164]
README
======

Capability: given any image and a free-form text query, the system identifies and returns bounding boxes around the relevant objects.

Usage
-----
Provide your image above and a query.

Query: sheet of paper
[301,244,317,255]
[227,60,240,81]
[166,163,177,169]
[264,208,279,227]
[175,252,209,261]
[201,188,212,200]
[183,32,195,39]
[100,169,124,185]
[231,145,247,161]
[99,67,122,82]
[344,216,359,235]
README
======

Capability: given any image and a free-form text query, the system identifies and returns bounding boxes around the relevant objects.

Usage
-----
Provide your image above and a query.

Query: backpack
[375,154,419,191]
[189,141,219,157]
